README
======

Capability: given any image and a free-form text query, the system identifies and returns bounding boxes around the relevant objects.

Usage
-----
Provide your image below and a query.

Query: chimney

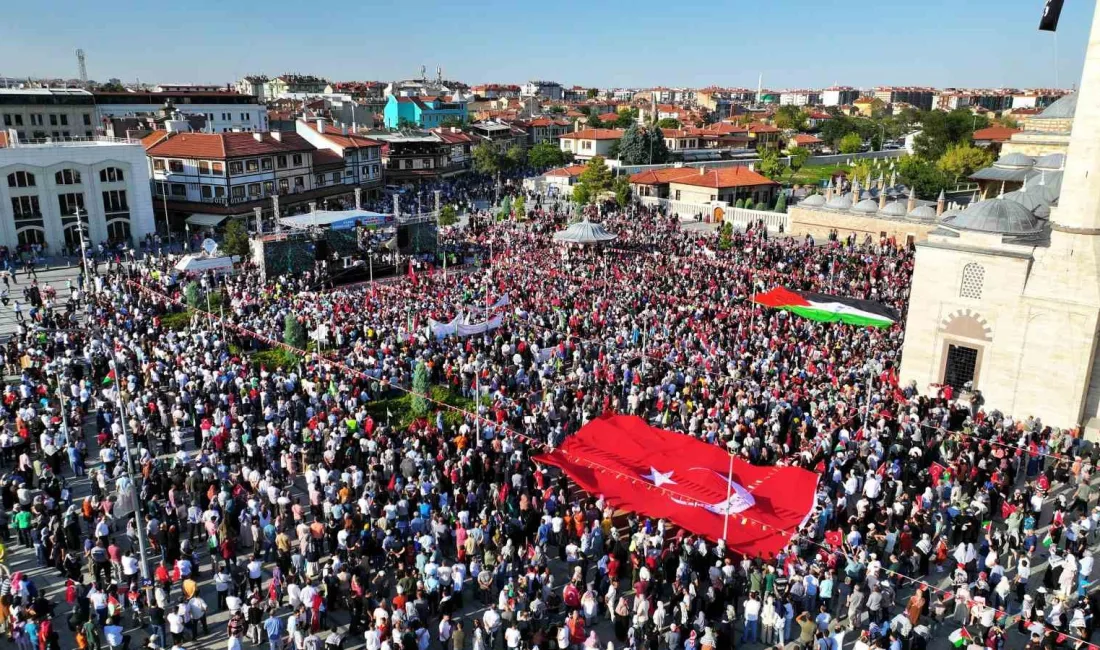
[907,187,916,214]
[936,189,946,217]
[342,126,348,136]
[252,132,262,142]
[271,131,282,142]
[698,166,705,175]
[316,118,326,133]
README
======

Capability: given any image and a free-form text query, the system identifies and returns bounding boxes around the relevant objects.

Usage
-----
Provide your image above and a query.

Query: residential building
[0,132,155,251]
[1012,88,1072,109]
[688,122,781,150]
[558,128,624,160]
[235,76,270,102]
[383,94,469,129]
[806,111,833,129]
[0,89,98,141]
[469,121,526,149]
[267,75,330,98]
[629,166,699,198]
[143,129,356,228]
[471,84,521,99]
[666,166,778,205]
[822,86,860,107]
[93,90,267,133]
[521,81,563,101]
[294,119,384,199]
[517,117,573,145]
[873,86,934,110]
[325,82,386,100]
[661,129,701,151]
[429,128,477,171]
[787,134,824,153]
[853,96,884,117]
[971,126,1022,151]
[779,90,822,107]
[562,86,589,103]
[373,131,469,182]
[542,164,587,192]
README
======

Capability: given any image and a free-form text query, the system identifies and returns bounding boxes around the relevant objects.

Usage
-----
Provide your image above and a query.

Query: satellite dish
[201,238,219,256]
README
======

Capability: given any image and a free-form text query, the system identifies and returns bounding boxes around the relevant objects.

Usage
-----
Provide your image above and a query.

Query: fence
[615,148,906,177]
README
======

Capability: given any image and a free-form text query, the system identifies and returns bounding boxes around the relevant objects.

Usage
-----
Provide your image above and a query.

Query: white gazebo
[552,218,618,245]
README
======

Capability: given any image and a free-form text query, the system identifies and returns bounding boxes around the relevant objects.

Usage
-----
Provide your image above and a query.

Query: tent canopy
[552,218,618,244]
[173,254,236,274]
[185,213,229,227]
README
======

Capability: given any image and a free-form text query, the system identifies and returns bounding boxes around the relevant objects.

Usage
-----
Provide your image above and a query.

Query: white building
[293,119,384,197]
[779,90,822,107]
[93,90,267,134]
[822,87,860,107]
[0,132,155,252]
[558,128,624,161]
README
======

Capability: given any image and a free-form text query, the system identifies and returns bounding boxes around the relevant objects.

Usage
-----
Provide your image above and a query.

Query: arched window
[55,169,81,185]
[960,263,984,300]
[99,167,125,183]
[6,171,35,188]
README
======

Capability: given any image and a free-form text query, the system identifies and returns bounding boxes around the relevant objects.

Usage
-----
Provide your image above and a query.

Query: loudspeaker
[314,239,330,261]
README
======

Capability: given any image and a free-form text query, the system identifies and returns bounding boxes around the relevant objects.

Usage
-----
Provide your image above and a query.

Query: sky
[0,0,1092,90]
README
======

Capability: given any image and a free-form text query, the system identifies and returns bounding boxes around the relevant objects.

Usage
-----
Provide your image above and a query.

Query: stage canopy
[536,415,819,557]
[552,218,617,244]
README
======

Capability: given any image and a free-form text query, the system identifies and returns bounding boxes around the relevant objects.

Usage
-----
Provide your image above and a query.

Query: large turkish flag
[535,415,820,558]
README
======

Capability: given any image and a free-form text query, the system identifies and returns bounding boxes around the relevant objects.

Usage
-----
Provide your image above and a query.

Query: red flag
[824,530,843,547]
[929,462,947,485]
[535,415,820,557]
[386,473,397,492]
[408,260,417,285]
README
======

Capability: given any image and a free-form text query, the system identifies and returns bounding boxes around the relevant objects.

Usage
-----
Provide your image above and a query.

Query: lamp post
[75,208,92,293]
[108,359,152,585]
[722,441,736,541]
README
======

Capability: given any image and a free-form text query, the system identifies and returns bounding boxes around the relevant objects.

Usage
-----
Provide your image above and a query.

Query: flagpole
[722,445,734,541]
[862,361,875,436]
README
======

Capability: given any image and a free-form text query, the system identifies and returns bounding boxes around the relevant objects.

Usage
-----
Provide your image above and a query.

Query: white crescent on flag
[671,467,757,516]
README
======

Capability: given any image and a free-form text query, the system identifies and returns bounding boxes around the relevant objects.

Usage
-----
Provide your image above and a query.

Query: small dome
[1035,203,1051,220]
[853,198,879,214]
[1024,170,1062,203]
[825,194,853,210]
[800,194,826,207]
[943,198,1043,234]
[908,205,937,220]
[1036,93,1077,120]
[1034,153,1065,171]
[880,202,908,217]
[994,153,1036,169]
[1001,188,1048,213]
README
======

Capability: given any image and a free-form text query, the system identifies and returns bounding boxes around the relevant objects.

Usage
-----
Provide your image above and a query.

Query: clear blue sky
[0,0,1092,90]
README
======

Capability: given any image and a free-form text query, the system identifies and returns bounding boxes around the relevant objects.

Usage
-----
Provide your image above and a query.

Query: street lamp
[74,208,92,293]
[107,359,152,586]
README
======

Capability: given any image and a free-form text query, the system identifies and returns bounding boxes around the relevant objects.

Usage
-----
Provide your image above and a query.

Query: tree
[618,124,669,165]
[774,191,788,213]
[774,105,808,131]
[756,149,787,180]
[577,156,613,194]
[607,141,621,160]
[548,105,566,114]
[838,133,863,154]
[222,219,251,259]
[572,183,592,205]
[184,282,202,309]
[870,131,884,151]
[284,313,307,350]
[656,118,682,129]
[613,176,632,208]
[586,88,599,98]
[897,155,951,199]
[912,108,988,161]
[506,145,527,169]
[438,205,458,226]
[755,200,770,211]
[717,222,733,250]
[937,143,995,182]
[734,198,745,209]
[472,142,506,175]
[397,117,415,129]
[586,114,604,129]
[513,194,526,219]
[614,112,636,128]
[788,147,811,175]
[439,116,466,129]
[528,142,565,170]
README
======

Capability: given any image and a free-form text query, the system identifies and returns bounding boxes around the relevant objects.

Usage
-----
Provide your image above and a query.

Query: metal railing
[10,135,139,147]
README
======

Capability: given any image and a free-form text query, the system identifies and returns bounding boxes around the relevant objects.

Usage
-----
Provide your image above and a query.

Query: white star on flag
[642,467,677,487]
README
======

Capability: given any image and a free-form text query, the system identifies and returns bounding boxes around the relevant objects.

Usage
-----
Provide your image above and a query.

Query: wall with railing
[637,196,789,232]
[614,148,905,177]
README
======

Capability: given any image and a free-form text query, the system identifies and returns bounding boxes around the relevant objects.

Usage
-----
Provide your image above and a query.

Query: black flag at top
[1039,0,1066,31]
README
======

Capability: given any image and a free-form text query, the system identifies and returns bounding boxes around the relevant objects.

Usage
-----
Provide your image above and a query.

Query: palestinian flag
[948,628,972,648]
[754,287,898,328]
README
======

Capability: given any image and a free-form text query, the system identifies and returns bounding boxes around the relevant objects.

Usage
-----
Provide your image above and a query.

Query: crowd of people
[0,178,1094,650]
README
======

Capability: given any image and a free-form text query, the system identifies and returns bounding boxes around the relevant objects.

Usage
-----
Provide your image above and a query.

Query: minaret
[825,178,834,201]
[936,189,945,217]
[906,186,916,214]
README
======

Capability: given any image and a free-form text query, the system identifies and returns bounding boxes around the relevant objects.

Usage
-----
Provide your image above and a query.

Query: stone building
[899,2,1100,432]
[787,175,943,246]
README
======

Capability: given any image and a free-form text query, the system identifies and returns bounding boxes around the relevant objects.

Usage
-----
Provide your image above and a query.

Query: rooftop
[668,166,779,189]
[144,131,314,158]
[560,128,625,141]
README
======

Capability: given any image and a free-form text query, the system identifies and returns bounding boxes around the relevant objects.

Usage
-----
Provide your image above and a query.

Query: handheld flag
[753,287,897,328]
[948,628,972,648]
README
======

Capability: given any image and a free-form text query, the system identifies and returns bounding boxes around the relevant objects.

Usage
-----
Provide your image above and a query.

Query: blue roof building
[383,94,468,129]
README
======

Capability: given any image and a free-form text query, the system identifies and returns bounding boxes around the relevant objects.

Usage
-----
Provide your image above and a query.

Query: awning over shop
[185,213,230,227]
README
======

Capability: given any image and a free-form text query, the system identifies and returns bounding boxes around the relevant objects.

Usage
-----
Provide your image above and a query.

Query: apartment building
[94,90,267,133]
[0,89,98,141]
[822,86,860,107]
[294,119,384,199]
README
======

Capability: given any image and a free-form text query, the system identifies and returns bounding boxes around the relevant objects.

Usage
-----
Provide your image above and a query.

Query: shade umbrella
[552,218,618,245]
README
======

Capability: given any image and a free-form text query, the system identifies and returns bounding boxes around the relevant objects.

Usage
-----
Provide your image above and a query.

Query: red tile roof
[312,150,345,167]
[668,166,778,189]
[560,128,624,141]
[316,124,383,149]
[596,112,622,122]
[545,164,588,178]
[430,128,477,144]
[790,134,823,145]
[0,132,7,149]
[971,126,1021,142]
[629,167,700,185]
[145,131,314,158]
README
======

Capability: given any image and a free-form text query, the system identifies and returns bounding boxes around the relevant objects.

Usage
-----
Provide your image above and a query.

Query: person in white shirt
[742,593,762,644]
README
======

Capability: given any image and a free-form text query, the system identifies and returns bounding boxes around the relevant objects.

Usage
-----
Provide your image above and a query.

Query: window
[222,113,230,121]
[102,190,128,212]
[315,174,325,186]
[49,114,58,126]
[674,190,681,200]
[332,172,341,183]
[292,154,302,166]
[229,161,243,175]
[153,159,165,171]
[99,168,124,183]
[943,344,978,390]
[2,115,9,127]
[960,263,984,299]
[241,113,250,122]
[276,155,288,169]
[10,196,40,219]
[155,182,169,196]
[59,114,68,126]
[170,184,186,196]
[294,176,304,189]
[106,219,131,243]
[261,158,273,171]
[201,186,213,199]
[83,114,92,126]
[263,181,274,195]
[278,178,289,193]
[245,159,259,172]
[212,162,224,175]
[14,115,22,126]
[55,169,81,185]
[7,171,36,188]
[57,192,85,217]
[214,186,225,198]
[248,183,260,197]
[29,114,43,126]
[231,186,245,199]
[362,166,370,177]
[168,160,184,173]
[198,161,211,175]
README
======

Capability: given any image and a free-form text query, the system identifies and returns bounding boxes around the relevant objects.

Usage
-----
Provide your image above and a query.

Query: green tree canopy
[411,361,430,417]
[774,191,788,213]
[572,183,592,205]
[528,142,566,170]
[756,148,787,180]
[513,193,526,219]
[614,112,636,128]
[617,124,670,165]
[656,117,682,129]
[912,109,989,161]
[586,88,599,98]
[788,146,811,174]
[613,176,632,208]
[472,142,507,175]
[438,205,458,226]
[937,142,995,181]
[897,155,951,199]
[774,105,808,131]
[284,313,307,350]
[548,105,566,114]
[838,133,863,154]
[506,145,527,169]
[222,219,250,259]
[586,114,604,129]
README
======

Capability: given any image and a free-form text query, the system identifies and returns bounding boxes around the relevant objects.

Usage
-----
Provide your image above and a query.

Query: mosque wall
[788,206,937,243]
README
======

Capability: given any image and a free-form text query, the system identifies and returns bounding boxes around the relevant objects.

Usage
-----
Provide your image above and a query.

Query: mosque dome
[941,198,1044,234]
[880,202,908,217]
[1024,170,1063,203]
[994,153,1036,169]
[824,194,853,211]
[1034,153,1066,171]
[907,205,937,220]
[1001,187,1048,214]
[1035,93,1077,120]
[853,198,879,214]
[800,194,826,207]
